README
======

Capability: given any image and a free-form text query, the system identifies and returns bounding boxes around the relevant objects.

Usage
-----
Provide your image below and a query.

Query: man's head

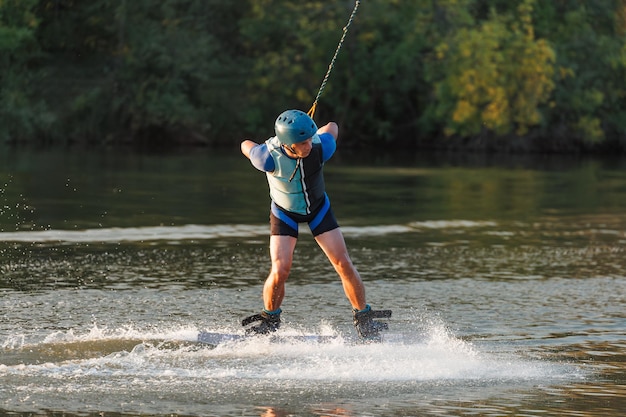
[274,110,318,146]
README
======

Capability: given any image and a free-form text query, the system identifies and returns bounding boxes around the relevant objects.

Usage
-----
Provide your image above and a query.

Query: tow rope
[307,0,361,119]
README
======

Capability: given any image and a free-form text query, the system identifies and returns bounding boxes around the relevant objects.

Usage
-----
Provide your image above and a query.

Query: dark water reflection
[1,146,626,416]
[2,147,626,231]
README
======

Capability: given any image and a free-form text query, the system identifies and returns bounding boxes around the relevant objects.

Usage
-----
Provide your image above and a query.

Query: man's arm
[241,139,275,172]
[240,140,258,160]
[317,122,338,162]
[317,122,339,141]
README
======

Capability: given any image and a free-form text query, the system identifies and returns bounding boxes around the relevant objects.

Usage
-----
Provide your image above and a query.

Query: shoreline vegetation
[1,1,625,153]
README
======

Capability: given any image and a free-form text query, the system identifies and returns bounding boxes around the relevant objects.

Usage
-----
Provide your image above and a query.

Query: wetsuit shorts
[270,194,339,238]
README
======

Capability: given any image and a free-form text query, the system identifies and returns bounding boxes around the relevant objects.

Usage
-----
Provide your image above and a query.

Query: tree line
[1,0,625,151]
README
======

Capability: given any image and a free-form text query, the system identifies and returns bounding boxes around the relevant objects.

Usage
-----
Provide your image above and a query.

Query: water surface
[1,147,625,416]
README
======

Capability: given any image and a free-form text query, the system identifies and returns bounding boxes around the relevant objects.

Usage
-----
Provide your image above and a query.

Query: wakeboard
[196,331,342,346]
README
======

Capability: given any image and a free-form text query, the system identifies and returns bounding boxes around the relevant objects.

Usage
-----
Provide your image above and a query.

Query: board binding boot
[353,305,392,339]
[242,308,282,335]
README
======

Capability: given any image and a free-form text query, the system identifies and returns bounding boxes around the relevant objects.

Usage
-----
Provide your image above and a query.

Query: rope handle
[307,0,361,119]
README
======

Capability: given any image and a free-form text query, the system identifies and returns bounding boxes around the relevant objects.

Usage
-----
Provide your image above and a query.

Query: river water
[1,147,625,416]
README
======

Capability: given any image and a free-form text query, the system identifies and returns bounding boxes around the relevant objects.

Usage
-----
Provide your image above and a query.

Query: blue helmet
[274,109,318,145]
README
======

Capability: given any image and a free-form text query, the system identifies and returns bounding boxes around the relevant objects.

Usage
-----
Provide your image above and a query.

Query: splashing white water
[1,321,571,383]
[0,320,586,417]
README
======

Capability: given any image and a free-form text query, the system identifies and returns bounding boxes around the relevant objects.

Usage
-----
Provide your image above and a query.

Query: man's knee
[270,261,292,281]
[328,253,354,272]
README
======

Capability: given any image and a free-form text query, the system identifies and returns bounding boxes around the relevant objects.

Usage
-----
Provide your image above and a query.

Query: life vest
[265,135,326,215]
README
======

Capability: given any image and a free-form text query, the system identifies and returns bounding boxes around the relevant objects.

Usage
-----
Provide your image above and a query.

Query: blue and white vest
[264,134,331,215]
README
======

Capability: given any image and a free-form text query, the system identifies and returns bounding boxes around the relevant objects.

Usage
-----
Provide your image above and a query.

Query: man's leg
[242,234,297,334]
[315,227,392,338]
[263,234,298,311]
[314,227,367,310]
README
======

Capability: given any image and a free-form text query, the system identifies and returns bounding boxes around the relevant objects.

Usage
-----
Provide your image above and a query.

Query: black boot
[353,305,392,339]
[242,309,282,335]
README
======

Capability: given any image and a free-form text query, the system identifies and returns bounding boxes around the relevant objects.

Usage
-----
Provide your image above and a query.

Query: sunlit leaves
[430,0,555,137]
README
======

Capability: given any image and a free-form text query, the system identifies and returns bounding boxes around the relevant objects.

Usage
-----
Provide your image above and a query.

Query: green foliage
[0,0,54,144]
[428,0,555,137]
[0,0,624,150]
[33,0,246,143]
[114,1,213,137]
[329,0,438,142]
[536,1,626,145]
[238,1,349,133]
[114,0,246,142]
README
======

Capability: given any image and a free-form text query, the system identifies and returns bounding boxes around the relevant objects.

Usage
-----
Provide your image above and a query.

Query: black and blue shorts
[270,194,339,238]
